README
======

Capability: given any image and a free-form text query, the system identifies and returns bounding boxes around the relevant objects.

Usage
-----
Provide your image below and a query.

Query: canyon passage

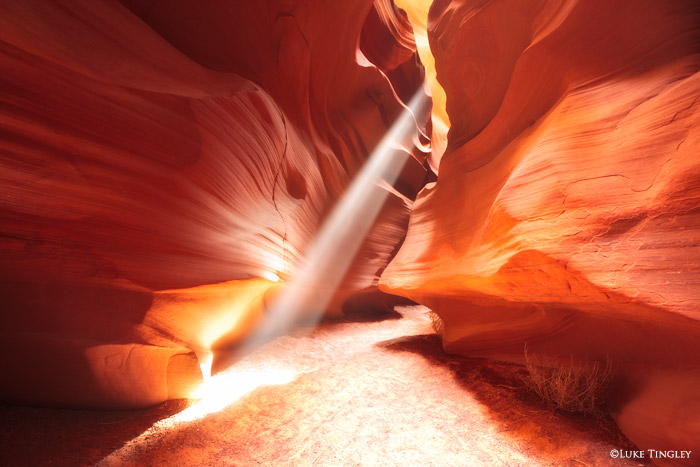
[1,0,699,466]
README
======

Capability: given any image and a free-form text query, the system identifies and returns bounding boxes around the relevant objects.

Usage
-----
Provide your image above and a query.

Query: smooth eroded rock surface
[380,0,700,462]
[0,0,425,407]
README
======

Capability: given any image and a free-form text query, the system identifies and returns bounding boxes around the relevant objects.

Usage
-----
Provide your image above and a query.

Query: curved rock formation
[3,0,699,461]
[393,0,450,170]
[0,0,426,407]
[380,0,700,461]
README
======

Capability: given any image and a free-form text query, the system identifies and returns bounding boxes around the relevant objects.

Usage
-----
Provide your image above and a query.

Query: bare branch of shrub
[523,344,613,417]
[428,311,444,337]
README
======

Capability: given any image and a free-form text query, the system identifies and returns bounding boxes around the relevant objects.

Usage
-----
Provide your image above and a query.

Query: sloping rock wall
[0,0,425,407]
[381,0,700,460]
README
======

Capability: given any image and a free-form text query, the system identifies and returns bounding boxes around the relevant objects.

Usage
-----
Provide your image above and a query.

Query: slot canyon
[1,0,699,465]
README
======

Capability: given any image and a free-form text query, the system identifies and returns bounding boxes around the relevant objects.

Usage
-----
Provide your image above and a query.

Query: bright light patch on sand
[100,91,425,465]
[99,362,297,464]
[185,89,425,416]
[179,365,297,422]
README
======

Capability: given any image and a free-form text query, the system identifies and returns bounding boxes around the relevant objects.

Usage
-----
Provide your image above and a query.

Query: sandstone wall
[381,0,700,460]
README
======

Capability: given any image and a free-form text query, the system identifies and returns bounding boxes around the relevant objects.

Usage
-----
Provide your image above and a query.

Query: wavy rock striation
[0,0,426,407]
[380,0,700,461]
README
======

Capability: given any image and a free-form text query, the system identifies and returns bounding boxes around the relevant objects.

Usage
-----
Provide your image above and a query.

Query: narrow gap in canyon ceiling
[392,0,451,172]
[1,0,699,465]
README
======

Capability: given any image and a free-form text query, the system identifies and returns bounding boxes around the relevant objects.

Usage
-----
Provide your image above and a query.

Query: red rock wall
[380,0,700,460]
[0,0,425,407]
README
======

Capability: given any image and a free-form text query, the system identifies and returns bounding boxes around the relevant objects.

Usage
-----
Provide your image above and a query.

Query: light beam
[245,89,427,347]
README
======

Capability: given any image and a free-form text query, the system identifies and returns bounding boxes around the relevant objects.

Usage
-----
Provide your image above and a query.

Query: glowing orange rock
[381,0,700,460]
[0,0,425,407]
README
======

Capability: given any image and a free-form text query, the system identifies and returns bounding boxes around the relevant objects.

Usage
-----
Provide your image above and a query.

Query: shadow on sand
[377,332,650,465]
[0,399,193,467]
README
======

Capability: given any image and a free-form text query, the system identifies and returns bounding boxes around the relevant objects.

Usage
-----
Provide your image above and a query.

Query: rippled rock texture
[0,0,426,407]
[381,0,700,461]
[3,0,700,461]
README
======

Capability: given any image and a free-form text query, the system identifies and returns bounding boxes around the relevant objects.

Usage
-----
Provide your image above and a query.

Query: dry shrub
[524,345,613,417]
[428,311,444,337]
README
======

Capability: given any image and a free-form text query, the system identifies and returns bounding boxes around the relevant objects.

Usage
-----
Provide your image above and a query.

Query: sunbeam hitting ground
[0,306,645,466]
[244,90,427,352]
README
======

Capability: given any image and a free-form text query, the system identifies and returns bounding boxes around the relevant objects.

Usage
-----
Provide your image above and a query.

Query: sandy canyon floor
[0,306,645,466]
